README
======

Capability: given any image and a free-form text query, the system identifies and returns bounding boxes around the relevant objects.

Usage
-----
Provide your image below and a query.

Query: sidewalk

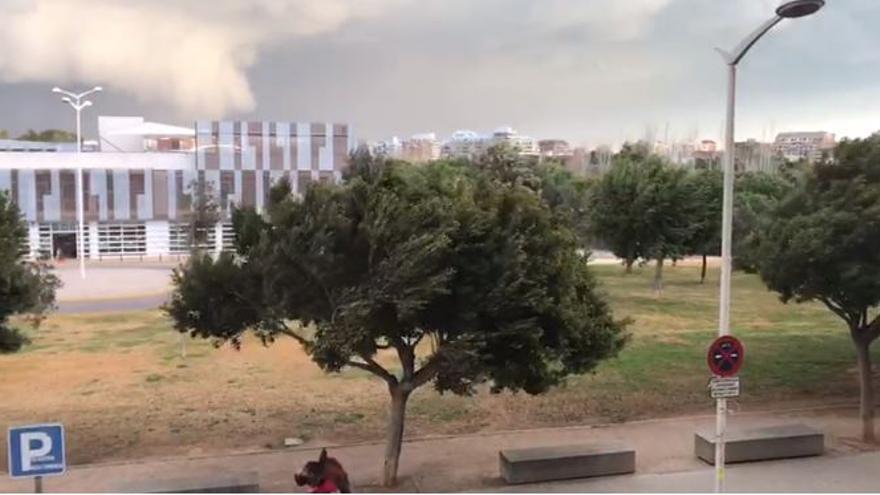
[0,403,875,492]
[488,451,880,493]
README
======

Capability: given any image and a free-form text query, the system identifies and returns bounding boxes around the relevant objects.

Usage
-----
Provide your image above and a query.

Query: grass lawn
[0,264,876,466]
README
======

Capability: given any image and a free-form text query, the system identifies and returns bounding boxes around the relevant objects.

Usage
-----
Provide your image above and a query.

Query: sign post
[8,424,66,493]
[707,335,744,493]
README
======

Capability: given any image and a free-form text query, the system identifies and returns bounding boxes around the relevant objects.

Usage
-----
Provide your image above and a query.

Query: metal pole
[75,104,86,279]
[715,62,736,494]
[34,475,43,493]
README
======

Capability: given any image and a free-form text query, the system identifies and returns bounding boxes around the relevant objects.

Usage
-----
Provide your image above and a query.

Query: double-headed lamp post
[52,85,102,279]
[713,1,823,492]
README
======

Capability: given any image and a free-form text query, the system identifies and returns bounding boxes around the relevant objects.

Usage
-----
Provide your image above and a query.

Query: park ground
[1,263,878,486]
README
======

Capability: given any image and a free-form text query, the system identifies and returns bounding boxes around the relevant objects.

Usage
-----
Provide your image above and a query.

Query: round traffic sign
[707,335,744,377]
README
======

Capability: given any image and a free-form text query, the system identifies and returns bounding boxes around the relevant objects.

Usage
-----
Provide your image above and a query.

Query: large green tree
[732,170,798,271]
[685,169,723,283]
[751,134,880,442]
[165,155,627,486]
[588,156,694,291]
[0,193,60,353]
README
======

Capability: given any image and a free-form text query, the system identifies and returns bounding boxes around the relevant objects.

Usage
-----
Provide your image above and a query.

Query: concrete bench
[499,444,636,484]
[695,424,824,464]
[120,471,259,493]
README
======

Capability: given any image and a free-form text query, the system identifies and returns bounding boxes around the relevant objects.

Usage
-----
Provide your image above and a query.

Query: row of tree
[586,136,880,443]
[0,129,77,142]
[587,155,799,290]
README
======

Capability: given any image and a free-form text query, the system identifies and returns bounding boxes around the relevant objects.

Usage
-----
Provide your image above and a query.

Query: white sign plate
[709,376,740,399]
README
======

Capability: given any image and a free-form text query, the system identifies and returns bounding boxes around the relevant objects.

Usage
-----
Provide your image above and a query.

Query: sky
[0,0,878,148]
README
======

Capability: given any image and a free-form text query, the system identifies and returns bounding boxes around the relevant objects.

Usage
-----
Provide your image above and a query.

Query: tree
[184,177,221,252]
[0,130,8,139]
[17,129,77,142]
[750,134,880,442]
[685,169,723,283]
[636,162,694,292]
[732,171,797,271]
[588,156,694,291]
[165,155,627,486]
[534,163,593,248]
[0,192,60,353]
[587,157,647,272]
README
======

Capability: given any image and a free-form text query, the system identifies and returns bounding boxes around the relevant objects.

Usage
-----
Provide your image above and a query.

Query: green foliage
[0,130,8,139]
[732,171,798,271]
[167,154,627,393]
[587,155,694,269]
[17,129,76,142]
[0,192,60,353]
[184,178,221,251]
[684,169,723,259]
[751,135,880,330]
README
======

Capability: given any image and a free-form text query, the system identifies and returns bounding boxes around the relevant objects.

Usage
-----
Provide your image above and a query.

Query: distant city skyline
[1,1,878,146]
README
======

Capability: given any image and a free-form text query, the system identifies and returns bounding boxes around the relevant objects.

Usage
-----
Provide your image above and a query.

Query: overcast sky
[0,0,877,147]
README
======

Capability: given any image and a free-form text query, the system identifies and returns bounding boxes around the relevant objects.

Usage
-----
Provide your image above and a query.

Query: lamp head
[61,96,72,104]
[776,0,824,18]
[52,87,62,93]
[82,100,93,108]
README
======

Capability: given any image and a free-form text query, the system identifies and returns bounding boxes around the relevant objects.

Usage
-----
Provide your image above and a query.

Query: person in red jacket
[295,449,352,493]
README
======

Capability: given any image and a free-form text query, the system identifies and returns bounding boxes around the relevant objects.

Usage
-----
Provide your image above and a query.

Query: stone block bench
[120,471,259,493]
[695,423,824,464]
[499,444,636,484]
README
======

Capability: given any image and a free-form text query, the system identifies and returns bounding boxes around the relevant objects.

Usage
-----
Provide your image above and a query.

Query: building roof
[105,121,195,137]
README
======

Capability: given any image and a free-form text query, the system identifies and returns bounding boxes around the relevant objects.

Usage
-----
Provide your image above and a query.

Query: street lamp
[52,85,102,279]
[713,1,823,492]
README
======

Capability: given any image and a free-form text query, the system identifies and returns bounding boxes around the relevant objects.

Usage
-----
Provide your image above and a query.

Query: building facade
[0,117,352,259]
[773,131,835,163]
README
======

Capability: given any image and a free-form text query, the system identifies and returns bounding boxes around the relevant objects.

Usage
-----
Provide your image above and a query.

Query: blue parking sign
[8,424,66,478]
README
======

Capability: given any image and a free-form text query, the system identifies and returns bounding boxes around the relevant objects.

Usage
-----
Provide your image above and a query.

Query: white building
[773,131,836,163]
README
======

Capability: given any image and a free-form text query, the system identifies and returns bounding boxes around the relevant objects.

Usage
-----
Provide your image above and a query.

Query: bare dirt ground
[1,265,877,476]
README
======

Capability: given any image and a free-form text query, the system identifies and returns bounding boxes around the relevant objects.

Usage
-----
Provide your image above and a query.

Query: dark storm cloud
[1,0,877,145]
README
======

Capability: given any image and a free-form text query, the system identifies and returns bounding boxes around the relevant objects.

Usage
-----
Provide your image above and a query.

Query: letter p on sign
[8,424,66,478]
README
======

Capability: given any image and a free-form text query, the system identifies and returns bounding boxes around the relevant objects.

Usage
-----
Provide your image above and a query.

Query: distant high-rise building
[735,139,776,173]
[538,139,572,158]
[441,130,485,159]
[489,127,538,155]
[401,133,441,163]
[773,131,836,163]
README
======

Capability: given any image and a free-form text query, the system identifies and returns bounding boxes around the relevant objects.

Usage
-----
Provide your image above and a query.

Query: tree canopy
[750,133,880,442]
[0,192,60,353]
[165,153,627,485]
[587,155,694,290]
[17,129,77,143]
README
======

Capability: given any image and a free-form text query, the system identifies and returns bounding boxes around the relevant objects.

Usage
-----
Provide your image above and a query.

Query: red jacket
[310,479,339,493]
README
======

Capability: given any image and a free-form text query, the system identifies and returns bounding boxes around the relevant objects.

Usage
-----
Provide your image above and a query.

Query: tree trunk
[383,385,410,486]
[700,254,707,284]
[854,338,876,443]
[624,259,634,273]
[652,257,664,294]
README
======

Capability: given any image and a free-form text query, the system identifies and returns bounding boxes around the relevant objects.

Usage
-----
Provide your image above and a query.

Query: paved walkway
[50,265,173,313]
[487,451,880,493]
[0,404,875,492]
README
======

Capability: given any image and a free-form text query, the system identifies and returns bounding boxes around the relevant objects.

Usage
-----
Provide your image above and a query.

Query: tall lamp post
[713,1,823,492]
[52,85,102,279]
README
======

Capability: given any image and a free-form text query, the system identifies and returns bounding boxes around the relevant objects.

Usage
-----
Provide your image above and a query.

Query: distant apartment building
[538,139,572,158]
[773,131,835,163]
[441,130,486,159]
[734,139,777,173]
[441,127,537,159]
[0,116,352,259]
[401,133,441,163]
[490,127,538,155]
